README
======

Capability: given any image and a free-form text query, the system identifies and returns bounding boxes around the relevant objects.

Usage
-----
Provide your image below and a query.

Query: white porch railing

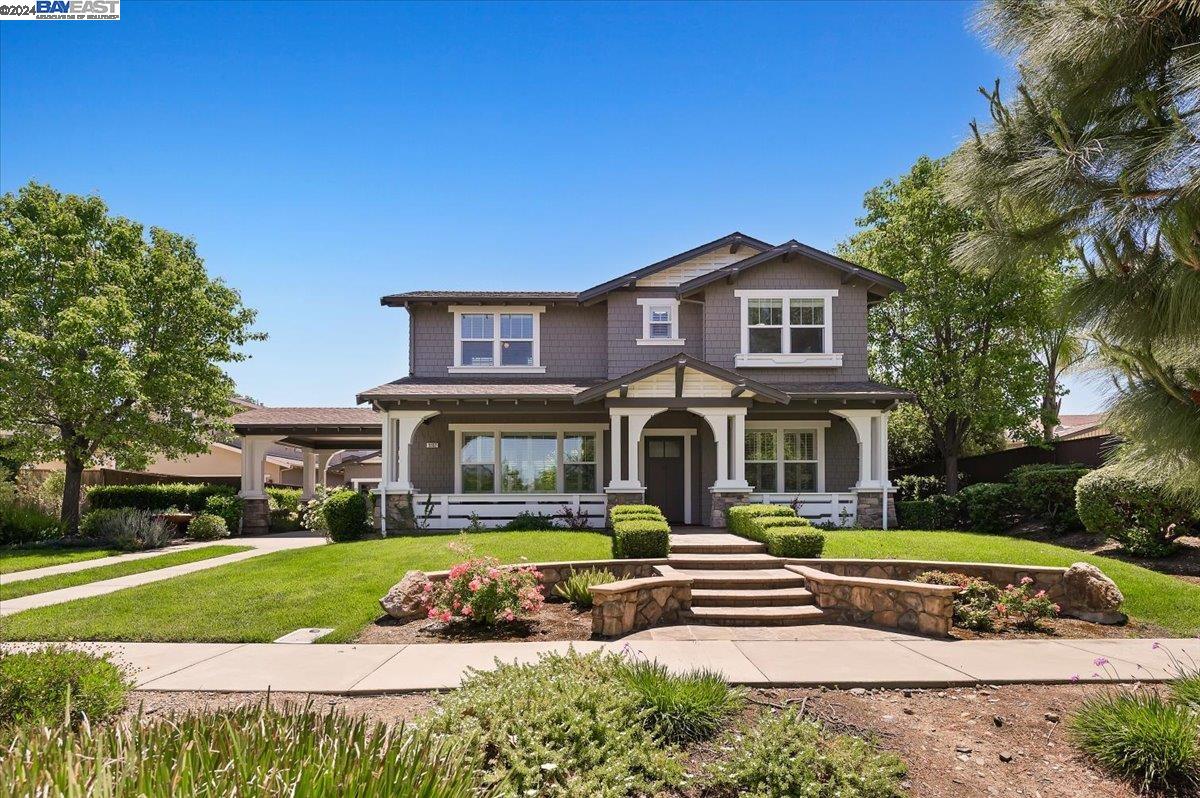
[742,492,857,527]
[410,493,608,530]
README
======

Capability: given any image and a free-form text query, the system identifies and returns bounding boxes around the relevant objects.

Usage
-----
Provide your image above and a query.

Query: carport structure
[231,407,381,533]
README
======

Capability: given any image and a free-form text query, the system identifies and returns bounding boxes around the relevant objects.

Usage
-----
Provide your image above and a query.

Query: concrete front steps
[668,535,826,626]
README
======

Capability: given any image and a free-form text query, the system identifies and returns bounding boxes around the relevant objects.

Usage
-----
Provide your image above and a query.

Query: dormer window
[636,297,684,346]
[450,306,546,373]
[735,290,842,367]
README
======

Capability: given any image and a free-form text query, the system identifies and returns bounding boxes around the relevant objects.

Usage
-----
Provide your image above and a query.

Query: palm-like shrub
[0,647,131,727]
[553,568,616,608]
[617,659,744,744]
[2,703,479,797]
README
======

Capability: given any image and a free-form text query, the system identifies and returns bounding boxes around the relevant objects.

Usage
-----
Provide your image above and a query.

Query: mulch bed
[353,600,594,644]
[950,615,1174,641]
[127,682,1145,797]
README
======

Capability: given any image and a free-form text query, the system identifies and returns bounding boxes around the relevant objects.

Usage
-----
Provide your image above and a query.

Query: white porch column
[301,449,318,499]
[383,409,440,491]
[880,411,891,482]
[693,408,750,490]
[625,409,661,486]
[606,407,664,490]
[316,450,337,489]
[238,435,280,499]
[608,408,626,487]
[831,409,886,488]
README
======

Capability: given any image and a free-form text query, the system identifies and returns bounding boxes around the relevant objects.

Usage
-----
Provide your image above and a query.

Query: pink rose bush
[424,557,545,626]
[996,576,1059,630]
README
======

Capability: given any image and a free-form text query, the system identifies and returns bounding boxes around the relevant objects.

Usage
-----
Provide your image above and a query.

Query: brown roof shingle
[357,377,600,402]
[230,407,380,428]
[381,291,579,307]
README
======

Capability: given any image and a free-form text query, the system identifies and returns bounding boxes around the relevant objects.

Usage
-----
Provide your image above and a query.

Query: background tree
[0,182,262,531]
[1030,260,1090,444]
[840,156,1043,492]
[947,1,1200,503]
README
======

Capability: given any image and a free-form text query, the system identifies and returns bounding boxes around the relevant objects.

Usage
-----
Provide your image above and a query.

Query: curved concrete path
[6,636,1195,693]
[0,532,325,617]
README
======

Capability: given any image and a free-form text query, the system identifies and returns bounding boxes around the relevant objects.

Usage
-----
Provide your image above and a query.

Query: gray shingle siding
[606,291,703,377]
[700,256,870,385]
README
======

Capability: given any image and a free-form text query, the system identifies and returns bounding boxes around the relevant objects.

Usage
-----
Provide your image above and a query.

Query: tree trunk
[61,450,84,535]
[944,453,959,494]
[1040,390,1059,445]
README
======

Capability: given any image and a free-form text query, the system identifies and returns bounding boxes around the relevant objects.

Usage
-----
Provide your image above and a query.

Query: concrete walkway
[0,532,325,617]
[9,635,1196,693]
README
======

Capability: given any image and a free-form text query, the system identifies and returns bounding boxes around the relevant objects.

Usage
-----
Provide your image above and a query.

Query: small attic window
[636,298,684,346]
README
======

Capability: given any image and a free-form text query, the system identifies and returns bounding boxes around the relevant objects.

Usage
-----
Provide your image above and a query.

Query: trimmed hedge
[265,486,302,512]
[612,518,670,558]
[1077,468,1195,557]
[323,490,371,542]
[900,493,961,530]
[204,494,243,533]
[760,527,825,558]
[609,504,665,523]
[186,513,229,541]
[956,482,1016,534]
[87,483,235,512]
[726,504,795,537]
[1010,464,1089,533]
[755,515,812,532]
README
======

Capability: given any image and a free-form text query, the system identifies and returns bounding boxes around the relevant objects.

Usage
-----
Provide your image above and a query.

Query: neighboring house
[231,232,909,533]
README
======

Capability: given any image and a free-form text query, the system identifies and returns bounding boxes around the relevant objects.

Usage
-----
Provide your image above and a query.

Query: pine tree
[947,0,1200,503]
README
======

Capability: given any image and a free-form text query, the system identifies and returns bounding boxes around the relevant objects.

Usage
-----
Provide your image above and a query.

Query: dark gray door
[644,436,685,524]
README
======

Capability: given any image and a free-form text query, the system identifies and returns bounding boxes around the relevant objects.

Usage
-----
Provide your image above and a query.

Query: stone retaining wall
[788,564,958,637]
[424,558,667,594]
[789,558,1068,602]
[590,565,692,637]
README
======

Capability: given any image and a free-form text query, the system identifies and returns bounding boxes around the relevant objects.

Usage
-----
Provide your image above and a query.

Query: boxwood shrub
[87,483,235,512]
[322,490,371,542]
[956,482,1016,534]
[204,494,243,533]
[609,504,665,523]
[612,518,670,558]
[726,504,795,537]
[186,513,229,541]
[1076,468,1195,557]
[754,515,812,531]
[761,527,825,558]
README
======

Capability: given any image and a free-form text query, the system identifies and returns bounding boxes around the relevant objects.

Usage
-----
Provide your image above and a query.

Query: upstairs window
[636,297,683,345]
[735,290,840,367]
[450,306,545,372]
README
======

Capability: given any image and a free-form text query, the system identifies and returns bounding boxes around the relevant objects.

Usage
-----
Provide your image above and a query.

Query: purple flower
[1151,642,1161,650]
[1069,674,1080,683]
[1094,657,1109,667]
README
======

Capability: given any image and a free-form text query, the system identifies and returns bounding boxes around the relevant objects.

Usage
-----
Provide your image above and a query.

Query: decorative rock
[955,744,972,754]
[379,571,430,620]
[1044,712,1060,723]
[999,752,1013,763]
[1062,562,1127,624]
[993,715,1004,727]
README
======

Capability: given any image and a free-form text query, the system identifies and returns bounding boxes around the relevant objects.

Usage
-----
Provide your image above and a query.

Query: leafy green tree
[1030,260,1090,444]
[0,182,262,531]
[840,156,1043,492]
[947,1,1200,503]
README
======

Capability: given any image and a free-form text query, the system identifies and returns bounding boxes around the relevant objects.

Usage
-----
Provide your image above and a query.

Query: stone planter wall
[589,565,692,637]
[788,564,958,637]
[424,558,667,595]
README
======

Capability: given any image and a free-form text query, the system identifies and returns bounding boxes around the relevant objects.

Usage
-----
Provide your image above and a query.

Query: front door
[644,436,685,524]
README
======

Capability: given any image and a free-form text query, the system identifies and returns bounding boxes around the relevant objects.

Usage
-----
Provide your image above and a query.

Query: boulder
[379,570,431,620]
[1062,562,1126,624]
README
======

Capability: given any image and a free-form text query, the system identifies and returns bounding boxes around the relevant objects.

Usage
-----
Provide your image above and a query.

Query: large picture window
[451,306,544,372]
[456,428,602,494]
[745,424,825,493]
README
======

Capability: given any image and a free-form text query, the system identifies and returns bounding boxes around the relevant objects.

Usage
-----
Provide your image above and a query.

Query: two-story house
[231,233,907,533]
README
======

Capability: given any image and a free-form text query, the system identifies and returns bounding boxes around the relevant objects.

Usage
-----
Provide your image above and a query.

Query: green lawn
[823,529,1200,636]
[0,545,251,601]
[0,531,612,644]
[1,546,122,575]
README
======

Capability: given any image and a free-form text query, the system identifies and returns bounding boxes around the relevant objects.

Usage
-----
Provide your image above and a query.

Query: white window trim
[734,290,841,367]
[744,420,827,492]
[449,305,547,373]
[452,425,607,494]
[635,297,684,346]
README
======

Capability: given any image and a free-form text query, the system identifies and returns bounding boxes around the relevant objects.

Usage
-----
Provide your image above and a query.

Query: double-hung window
[744,423,826,493]
[636,297,683,345]
[456,428,602,494]
[450,306,545,372]
[735,290,840,367]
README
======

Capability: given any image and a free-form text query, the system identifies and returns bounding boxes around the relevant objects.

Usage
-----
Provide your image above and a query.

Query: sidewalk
[0,532,325,616]
[9,636,1196,693]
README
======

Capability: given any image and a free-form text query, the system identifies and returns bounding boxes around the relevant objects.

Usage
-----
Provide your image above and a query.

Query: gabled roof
[677,240,905,299]
[573,354,791,405]
[357,376,601,403]
[576,232,773,304]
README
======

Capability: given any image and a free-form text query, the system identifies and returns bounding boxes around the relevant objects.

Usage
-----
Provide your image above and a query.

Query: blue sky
[0,0,1105,412]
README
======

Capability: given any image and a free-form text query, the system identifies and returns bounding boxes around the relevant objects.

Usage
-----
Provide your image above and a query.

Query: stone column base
[242,497,270,535]
[378,491,416,532]
[605,488,646,523]
[708,489,752,528]
[853,489,897,529]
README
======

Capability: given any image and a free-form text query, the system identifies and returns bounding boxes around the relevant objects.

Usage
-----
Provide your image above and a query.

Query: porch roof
[573,354,791,405]
[230,407,381,437]
[777,381,913,401]
[356,376,602,403]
